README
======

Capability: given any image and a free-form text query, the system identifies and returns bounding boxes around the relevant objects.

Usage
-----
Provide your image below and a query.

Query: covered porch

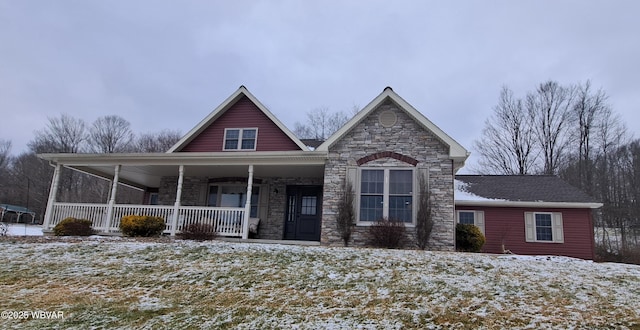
[39,151,327,240]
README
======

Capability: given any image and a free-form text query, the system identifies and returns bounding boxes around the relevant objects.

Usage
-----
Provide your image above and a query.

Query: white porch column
[242,165,254,239]
[42,163,62,230]
[171,165,185,236]
[105,165,121,231]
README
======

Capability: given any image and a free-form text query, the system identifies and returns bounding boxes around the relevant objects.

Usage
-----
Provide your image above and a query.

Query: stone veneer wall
[157,175,323,240]
[321,98,456,250]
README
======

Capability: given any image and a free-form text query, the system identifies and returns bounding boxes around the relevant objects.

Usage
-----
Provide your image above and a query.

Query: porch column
[171,165,184,236]
[42,163,62,230]
[242,165,254,239]
[105,165,121,231]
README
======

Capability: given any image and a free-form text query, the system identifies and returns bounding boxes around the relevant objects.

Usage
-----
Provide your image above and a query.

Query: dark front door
[284,185,322,241]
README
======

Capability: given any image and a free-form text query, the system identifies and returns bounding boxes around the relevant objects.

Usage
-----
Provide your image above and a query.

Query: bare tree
[294,107,350,140]
[474,87,537,174]
[570,80,611,192]
[29,114,87,153]
[6,152,54,222]
[0,139,11,169]
[88,115,134,153]
[527,81,576,175]
[134,130,182,152]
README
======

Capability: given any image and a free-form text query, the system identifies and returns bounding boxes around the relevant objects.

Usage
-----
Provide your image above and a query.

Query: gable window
[525,212,564,243]
[224,128,257,151]
[456,210,485,234]
[358,168,414,223]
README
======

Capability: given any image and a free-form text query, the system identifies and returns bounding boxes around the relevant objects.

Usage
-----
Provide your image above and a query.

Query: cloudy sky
[1,1,638,171]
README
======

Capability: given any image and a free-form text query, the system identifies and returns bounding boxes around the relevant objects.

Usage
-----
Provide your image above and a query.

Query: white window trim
[525,211,564,243]
[456,210,485,235]
[354,167,416,226]
[223,128,258,151]
[207,183,262,218]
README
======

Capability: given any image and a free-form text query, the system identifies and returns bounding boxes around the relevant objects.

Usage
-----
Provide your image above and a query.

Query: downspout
[105,165,120,232]
[171,165,184,236]
[42,163,62,230]
[243,165,254,239]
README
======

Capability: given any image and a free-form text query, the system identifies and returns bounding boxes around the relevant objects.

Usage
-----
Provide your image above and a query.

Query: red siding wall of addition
[456,206,596,260]
[180,96,302,152]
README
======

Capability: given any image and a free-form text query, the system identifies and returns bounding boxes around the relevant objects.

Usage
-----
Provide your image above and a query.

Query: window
[223,128,257,151]
[148,193,159,205]
[525,212,564,243]
[301,196,317,215]
[207,185,260,218]
[535,213,552,241]
[456,210,485,234]
[458,211,475,225]
[358,168,413,223]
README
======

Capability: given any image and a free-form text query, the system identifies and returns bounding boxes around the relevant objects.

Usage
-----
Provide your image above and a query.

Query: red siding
[456,206,595,260]
[179,96,302,152]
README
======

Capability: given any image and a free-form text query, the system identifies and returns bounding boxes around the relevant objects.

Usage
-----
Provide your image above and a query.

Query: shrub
[367,218,407,249]
[120,215,165,237]
[456,223,486,252]
[53,217,93,236]
[182,223,217,241]
[336,180,355,246]
[415,174,434,250]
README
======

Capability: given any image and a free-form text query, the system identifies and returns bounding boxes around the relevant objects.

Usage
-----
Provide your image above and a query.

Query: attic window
[224,128,258,151]
[379,110,397,127]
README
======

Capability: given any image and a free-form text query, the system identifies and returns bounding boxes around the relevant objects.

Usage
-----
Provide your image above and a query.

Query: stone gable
[321,98,455,250]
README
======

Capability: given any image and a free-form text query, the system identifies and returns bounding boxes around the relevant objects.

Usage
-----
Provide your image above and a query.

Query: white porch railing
[45,203,246,237]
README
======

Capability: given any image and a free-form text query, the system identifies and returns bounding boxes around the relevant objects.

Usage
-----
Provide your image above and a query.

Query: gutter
[455,200,603,209]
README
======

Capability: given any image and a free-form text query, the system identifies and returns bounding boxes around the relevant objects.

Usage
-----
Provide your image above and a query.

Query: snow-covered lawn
[1,238,639,329]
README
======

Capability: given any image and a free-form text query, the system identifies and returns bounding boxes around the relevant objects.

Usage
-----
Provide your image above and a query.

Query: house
[37,86,600,258]
[454,175,602,259]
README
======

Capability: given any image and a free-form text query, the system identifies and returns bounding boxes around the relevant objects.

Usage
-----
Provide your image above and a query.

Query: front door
[284,185,322,241]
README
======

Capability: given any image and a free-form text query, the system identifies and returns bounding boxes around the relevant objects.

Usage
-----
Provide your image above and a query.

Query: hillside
[1,237,639,329]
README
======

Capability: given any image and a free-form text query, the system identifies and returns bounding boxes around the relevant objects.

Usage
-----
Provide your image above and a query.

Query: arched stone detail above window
[356,151,419,166]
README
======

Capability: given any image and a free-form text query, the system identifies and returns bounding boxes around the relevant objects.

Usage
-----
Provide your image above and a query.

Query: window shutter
[475,211,485,235]
[552,212,564,243]
[524,212,535,242]
[346,167,358,223]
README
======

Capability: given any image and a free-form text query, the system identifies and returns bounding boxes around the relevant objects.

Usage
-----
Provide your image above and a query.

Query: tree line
[475,80,639,257]
[0,114,181,223]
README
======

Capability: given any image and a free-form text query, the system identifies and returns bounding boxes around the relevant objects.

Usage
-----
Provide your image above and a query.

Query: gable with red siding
[179,96,302,152]
[456,206,596,260]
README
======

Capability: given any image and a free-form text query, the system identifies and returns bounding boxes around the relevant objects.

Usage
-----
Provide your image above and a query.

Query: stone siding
[321,99,455,250]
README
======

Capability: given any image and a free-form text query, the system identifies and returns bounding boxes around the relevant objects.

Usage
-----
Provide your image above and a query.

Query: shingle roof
[454,175,598,203]
[300,139,324,149]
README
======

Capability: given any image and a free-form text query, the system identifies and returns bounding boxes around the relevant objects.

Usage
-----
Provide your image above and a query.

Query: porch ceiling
[38,151,327,188]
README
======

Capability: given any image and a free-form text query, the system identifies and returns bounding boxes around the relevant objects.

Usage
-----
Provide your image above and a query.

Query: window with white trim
[358,168,414,223]
[223,128,257,151]
[207,185,260,218]
[525,212,564,243]
[456,210,485,235]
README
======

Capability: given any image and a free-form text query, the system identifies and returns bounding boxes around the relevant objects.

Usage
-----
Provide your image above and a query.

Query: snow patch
[5,223,44,236]
[454,179,506,202]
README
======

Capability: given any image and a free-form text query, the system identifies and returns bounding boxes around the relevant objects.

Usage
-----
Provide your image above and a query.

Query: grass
[1,237,639,329]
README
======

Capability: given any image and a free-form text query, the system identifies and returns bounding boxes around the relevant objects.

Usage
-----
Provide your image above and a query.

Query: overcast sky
[1,1,638,172]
